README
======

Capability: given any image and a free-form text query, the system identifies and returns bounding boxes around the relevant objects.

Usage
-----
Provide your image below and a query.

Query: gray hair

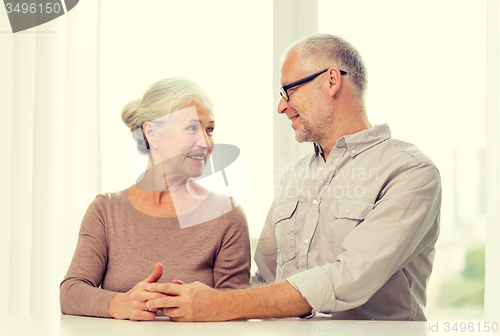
[121,78,213,154]
[283,33,367,101]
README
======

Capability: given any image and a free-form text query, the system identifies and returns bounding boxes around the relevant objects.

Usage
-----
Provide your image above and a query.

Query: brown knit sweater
[60,190,251,317]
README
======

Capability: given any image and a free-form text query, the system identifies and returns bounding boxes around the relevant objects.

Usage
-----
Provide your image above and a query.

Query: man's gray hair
[283,33,367,100]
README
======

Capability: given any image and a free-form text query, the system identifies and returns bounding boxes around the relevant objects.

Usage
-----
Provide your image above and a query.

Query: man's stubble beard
[294,94,332,144]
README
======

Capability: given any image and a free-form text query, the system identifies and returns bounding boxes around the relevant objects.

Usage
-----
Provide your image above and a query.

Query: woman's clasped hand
[108,263,167,321]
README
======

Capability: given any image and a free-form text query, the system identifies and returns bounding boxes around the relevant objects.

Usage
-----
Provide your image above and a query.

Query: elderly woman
[60,78,251,320]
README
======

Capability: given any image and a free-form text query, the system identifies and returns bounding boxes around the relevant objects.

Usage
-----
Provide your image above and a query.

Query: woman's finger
[147,283,183,296]
[130,309,157,321]
[147,295,180,311]
[161,307,182,319]
[143,263,163,284]
[136,289,168,302]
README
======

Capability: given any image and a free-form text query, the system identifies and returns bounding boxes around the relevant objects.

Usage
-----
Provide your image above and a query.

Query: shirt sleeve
[59,195,117,317]
[212,204,251,289]
[286,162,441,313]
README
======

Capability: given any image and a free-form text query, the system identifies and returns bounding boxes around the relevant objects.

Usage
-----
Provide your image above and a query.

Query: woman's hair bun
[122,98,149,155]
[121,98,142,131]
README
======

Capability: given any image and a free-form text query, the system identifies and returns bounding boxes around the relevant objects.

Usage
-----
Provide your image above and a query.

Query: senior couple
[60,34,441,322]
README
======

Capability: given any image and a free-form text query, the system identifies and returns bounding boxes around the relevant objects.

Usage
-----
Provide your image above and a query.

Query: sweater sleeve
[213,204,251,289]
[59,195,118,317]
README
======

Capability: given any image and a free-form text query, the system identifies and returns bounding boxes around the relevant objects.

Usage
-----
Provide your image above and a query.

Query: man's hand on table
[146,279,312,322]
[146,280,229,322]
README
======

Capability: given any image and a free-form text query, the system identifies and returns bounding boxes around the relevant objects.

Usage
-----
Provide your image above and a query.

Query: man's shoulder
[283,139,437,169]
[376,138,438,172]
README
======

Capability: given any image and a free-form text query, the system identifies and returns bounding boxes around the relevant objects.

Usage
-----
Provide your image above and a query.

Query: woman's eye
[187,125,197,131]
[207,127,214,133]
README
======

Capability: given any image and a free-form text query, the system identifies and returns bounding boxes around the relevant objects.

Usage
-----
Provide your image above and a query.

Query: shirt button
[303,239,308,245]
[312,199,318,205]
[351,149,356,155]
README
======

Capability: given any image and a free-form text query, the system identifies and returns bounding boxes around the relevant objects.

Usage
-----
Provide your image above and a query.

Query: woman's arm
[59,195,166,319]
[59,195,117,317]
[212,204,251,289]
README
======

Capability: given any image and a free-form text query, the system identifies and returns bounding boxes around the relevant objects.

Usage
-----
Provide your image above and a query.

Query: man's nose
[278,96,288,114]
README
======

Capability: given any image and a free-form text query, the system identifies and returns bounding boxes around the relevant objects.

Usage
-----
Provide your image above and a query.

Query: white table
[1,314,495,336]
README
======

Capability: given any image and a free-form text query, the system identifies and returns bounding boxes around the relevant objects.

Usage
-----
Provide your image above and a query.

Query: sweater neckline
[118,189,215,223]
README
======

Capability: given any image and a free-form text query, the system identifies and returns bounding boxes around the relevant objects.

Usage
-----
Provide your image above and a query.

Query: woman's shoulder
[90,189,126,206]
[84,189,128,218]
[203,193,250,246]
[203,192,248,227]
[79,189,142,235]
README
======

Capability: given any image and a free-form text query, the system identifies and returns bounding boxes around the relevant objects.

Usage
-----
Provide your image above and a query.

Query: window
[319,0,487,320]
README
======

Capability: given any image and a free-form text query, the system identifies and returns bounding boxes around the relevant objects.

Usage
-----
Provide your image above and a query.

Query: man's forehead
[280,52,300,85]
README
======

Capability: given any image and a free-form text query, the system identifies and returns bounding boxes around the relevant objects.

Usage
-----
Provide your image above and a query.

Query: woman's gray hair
[283,33,367,101]
[121,78,213,155]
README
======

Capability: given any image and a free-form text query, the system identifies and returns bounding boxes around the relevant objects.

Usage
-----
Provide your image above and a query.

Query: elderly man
[146,33,441,321]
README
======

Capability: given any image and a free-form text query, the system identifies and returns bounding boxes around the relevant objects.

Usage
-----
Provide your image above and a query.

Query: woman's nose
[197,130,211,150]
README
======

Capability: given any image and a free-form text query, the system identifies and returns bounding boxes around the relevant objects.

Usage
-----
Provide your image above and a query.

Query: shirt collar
[323,123,392,158]
[314,143,323,156]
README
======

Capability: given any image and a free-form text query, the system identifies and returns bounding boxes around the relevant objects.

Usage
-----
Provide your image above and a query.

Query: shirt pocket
[273,201,298,266]
[326,198,374,262]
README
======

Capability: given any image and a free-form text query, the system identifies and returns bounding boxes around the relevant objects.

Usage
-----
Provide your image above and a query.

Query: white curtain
[485,0,500,323]
[0,0,101,314]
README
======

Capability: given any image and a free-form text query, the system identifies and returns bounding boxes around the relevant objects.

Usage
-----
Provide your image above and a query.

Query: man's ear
[326,68,342,97]
[143,121,156,149]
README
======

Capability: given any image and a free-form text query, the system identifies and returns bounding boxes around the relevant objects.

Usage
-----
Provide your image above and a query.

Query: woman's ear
[143,121,156,149]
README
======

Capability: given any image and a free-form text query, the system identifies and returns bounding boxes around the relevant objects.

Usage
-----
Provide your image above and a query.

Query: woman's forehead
[158,105,214,125]
[181,105,214,122]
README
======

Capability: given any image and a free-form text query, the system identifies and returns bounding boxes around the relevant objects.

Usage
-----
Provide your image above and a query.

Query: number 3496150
[5,3,62,14]
[444,322,498,333]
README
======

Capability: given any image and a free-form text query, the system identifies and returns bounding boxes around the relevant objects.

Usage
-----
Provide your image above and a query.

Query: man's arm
[146,280,312,321]
[287,162,442,314]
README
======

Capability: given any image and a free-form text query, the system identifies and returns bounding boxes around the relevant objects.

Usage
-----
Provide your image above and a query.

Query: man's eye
[187,125,197,131]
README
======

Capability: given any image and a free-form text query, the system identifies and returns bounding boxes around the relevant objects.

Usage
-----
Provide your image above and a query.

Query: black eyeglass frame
[280,67,347,102]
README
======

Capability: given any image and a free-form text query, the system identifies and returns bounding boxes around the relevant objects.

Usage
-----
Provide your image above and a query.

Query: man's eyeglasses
[279,68,347,102]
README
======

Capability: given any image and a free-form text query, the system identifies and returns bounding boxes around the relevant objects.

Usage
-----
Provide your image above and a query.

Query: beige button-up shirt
[252,124,441,320]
